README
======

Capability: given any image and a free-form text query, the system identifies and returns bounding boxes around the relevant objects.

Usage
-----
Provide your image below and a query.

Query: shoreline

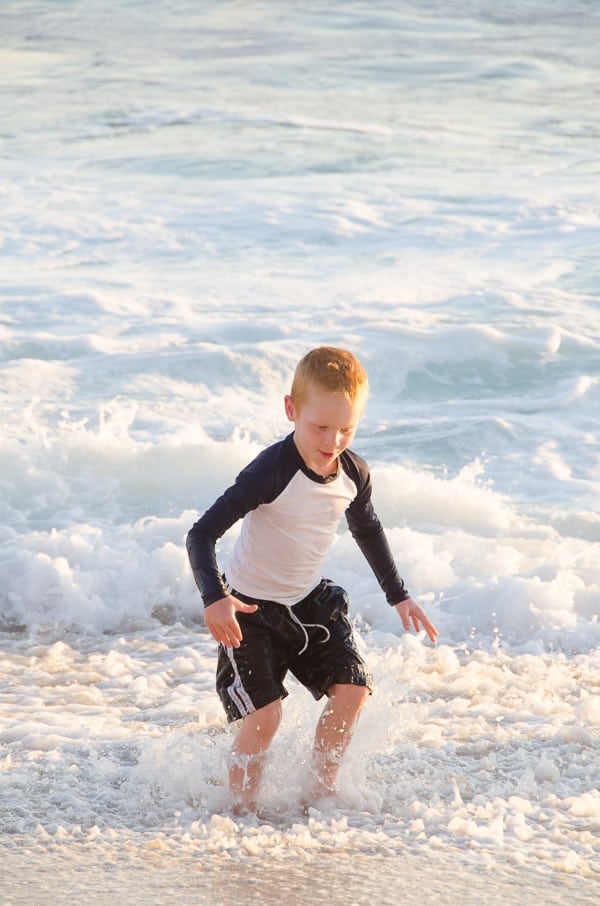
[1,833,597,906]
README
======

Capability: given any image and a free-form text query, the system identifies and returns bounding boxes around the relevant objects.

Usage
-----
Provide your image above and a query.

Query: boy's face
[284,386,366,476]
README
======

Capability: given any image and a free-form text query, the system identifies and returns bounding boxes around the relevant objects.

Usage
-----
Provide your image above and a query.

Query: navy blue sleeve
[342,451,410,606]
[186,436,300,607]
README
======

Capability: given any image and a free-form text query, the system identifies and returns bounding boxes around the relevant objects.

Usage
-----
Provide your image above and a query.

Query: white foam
[2,0,599,895]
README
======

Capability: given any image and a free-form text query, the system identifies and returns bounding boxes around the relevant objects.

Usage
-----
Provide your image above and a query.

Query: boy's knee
[329,683,370,710]
[351,685,370,709]
[246,699,282,739]
[262,699,283,731]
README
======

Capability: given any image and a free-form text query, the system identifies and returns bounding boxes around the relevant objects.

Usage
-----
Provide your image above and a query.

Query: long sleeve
[186,435,300,606]
[344,463,409,606]
[349,511,409,605]
[186,493,240,607]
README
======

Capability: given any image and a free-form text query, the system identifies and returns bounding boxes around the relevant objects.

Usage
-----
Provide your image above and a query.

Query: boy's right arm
[186,476,256,607]
[186,497,256,645]
[186,461,271,643]
[187,440,288,644]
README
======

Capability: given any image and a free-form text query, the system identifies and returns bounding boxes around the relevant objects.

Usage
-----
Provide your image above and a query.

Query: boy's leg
[308,682,369,802]
[229,699,282,815]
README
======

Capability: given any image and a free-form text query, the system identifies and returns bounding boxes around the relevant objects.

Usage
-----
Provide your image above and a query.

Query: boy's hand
[395,597,438,644]
[204,595,258,648]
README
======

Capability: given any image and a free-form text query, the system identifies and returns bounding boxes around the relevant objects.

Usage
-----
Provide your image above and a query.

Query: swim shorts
[215,578,373,723]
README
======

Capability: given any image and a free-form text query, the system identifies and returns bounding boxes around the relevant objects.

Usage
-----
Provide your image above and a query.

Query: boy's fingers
[422,616,439,644]
[396,599,438,644]
[396,602,411,630]
[210,600,257,648]
[204,596,258,648]
[216,620,242,649]
[216,602,256,647]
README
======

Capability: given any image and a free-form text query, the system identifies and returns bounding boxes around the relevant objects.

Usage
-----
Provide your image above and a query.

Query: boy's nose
[324,429,342,450]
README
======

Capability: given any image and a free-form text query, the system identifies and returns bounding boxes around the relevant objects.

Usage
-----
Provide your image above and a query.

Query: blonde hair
[290,346,368,410]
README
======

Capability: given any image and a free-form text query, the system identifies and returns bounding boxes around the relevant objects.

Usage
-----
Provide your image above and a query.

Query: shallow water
[1,0,599,899]
[1,839,598,906]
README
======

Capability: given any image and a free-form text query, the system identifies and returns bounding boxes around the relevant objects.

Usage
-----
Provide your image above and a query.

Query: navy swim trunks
[215,579,373,723]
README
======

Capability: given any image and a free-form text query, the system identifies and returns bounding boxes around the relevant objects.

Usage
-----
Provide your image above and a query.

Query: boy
[187,346,437,815]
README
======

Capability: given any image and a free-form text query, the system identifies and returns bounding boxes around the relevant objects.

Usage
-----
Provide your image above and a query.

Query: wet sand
[1,837,597,906]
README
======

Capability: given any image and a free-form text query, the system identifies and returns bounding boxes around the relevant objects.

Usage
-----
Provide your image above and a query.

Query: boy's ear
[284,394,296,422]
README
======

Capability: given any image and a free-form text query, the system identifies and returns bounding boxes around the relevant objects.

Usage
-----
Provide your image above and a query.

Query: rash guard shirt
[186,432,409,608]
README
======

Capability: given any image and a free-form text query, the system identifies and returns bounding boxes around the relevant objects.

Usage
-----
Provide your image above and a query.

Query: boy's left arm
[345,470,438,643]
[350,517,439,643]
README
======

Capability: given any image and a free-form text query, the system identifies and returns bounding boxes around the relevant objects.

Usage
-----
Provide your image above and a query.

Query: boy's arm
[346,502,409,605]
[350,516,438,643]
[186,493,259,648]
[345,472,438,643]
[186,439,291,644]
[186,494,238,607]
[187,436,295,608]
[186,449,275,606]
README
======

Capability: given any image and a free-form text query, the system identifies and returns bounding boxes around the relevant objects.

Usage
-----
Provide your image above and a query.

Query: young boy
[186,346,437,815]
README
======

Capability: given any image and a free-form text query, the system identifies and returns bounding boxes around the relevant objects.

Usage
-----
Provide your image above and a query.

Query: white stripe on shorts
[225,646,256,718]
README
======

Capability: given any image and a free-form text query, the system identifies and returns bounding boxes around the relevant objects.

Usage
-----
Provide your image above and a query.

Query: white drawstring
[288,607,330,655]
[226,580,331,656]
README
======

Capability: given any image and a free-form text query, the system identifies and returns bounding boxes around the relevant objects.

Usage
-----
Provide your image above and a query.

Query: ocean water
[1,1,599,903]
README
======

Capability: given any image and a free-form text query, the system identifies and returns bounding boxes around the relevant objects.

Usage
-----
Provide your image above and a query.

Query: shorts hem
[307,668,374,702]
[219,686,289,724]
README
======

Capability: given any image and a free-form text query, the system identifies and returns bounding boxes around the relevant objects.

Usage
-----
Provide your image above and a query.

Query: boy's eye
[316,425,353,434]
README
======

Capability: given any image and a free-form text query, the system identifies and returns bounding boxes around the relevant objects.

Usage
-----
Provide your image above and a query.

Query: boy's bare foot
[301,773,338,814]
[231,800,257,818]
